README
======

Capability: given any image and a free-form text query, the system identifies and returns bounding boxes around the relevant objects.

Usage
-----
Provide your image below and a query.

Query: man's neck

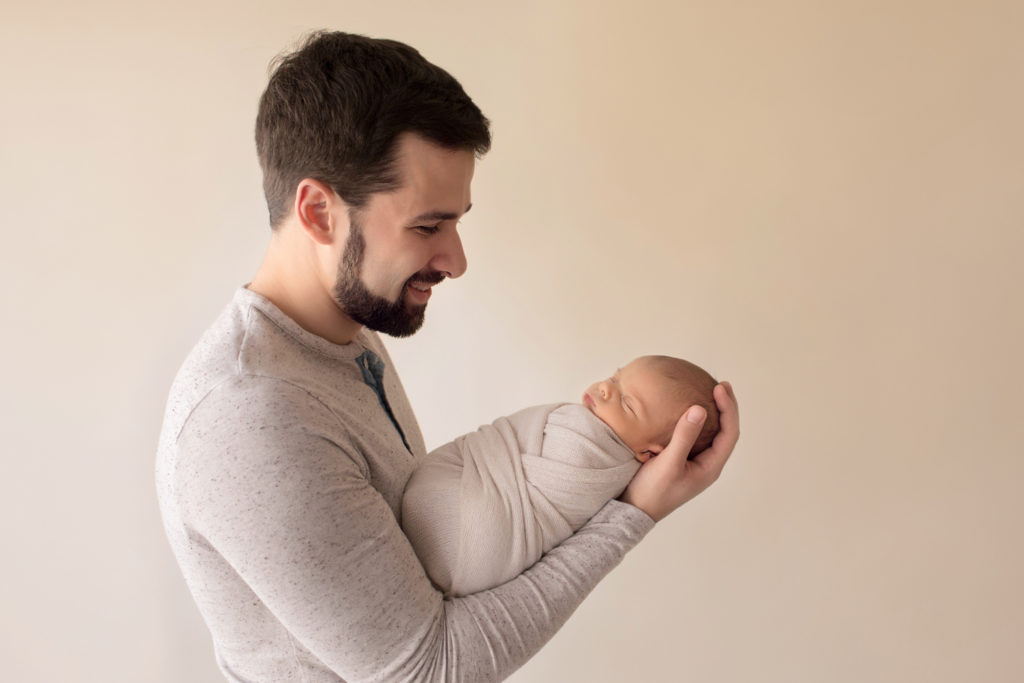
[248,241,363,346]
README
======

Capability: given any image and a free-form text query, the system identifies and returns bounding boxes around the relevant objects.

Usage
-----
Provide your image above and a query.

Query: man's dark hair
[255,31,492,228]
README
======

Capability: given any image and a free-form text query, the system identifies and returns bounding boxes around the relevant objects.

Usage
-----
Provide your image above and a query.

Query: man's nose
[432,228,467,279]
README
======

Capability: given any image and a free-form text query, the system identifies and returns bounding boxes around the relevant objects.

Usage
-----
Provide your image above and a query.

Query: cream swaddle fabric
[402,403,641,597]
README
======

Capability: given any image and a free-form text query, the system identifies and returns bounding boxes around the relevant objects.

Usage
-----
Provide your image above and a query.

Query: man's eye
[414,225,440,235]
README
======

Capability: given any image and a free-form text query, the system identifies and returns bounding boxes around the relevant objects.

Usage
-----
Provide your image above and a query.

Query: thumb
[621,403,709,522]
[660,404,707,467]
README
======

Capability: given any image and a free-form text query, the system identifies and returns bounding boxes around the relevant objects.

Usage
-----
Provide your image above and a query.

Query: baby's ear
[636,445,663,463]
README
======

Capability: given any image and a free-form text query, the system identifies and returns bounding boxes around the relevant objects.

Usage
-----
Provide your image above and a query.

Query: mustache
[407,271,446,286]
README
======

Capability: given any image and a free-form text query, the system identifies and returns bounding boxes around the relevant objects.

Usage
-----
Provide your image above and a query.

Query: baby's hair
[644,355,720,457]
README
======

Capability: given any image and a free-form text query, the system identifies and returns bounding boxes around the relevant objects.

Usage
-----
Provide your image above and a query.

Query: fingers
[690,381,740,472]
[658,404,708,472]
[621,382,740,522]
[714,381,739,448]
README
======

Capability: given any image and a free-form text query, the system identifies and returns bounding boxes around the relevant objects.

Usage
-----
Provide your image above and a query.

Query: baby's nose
[598,382,611,400]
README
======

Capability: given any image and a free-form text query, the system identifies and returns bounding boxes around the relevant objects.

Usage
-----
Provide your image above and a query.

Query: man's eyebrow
[411,203,472,223]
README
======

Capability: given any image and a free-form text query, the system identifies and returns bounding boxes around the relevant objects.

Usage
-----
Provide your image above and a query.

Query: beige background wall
[2,1,1021,681]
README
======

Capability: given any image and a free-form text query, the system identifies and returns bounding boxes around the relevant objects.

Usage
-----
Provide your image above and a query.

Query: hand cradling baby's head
[583,355,720,461]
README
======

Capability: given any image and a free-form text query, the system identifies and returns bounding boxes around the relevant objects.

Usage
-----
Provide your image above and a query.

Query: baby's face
[582,357,680,463]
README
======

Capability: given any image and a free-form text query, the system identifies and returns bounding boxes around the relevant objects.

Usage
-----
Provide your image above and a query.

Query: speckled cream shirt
[155,287,654,682]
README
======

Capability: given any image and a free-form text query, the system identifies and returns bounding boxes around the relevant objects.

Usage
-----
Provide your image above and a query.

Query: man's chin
[403,296,428,316]
[376,302,427,338]
[334,277,430,338]
[383,315,425,338]
[399,290,429,319]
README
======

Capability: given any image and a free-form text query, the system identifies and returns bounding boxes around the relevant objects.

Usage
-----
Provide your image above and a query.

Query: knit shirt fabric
[155,287,654,682]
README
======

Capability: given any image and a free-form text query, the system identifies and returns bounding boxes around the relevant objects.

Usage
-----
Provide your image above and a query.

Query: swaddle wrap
[402,403,640,597]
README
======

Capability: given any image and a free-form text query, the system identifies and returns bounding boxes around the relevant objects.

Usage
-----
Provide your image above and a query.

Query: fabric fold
[403,403,641,597]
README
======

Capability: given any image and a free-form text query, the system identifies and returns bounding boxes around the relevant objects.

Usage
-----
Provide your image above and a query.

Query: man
[156,31,739,682]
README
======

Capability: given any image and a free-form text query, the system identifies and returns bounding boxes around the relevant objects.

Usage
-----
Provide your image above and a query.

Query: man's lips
[406,281,433,304]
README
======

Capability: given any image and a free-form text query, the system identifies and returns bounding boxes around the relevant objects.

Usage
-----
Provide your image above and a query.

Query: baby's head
[582,355,720,463]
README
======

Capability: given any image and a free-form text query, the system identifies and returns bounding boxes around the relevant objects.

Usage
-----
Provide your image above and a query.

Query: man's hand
[620,382,739,522]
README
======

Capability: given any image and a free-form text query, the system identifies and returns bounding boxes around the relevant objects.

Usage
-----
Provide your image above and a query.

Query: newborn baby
[401,355,720,597]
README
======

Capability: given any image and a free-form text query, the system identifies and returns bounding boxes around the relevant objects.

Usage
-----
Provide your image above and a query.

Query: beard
[332,216,444,338]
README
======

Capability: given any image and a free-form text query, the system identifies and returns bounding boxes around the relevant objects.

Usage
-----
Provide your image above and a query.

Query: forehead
[622,358,686,420]
[621,359,672,396]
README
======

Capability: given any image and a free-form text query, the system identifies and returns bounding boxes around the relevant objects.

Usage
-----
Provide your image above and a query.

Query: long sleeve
[156,289,656,681]
[171,376,653,683]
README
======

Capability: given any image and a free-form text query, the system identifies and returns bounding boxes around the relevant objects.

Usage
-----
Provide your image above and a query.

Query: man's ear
[293,178,346,246]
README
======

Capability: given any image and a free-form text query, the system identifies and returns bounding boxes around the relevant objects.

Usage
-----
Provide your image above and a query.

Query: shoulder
[189,373,337,434]
[174,374,371,504]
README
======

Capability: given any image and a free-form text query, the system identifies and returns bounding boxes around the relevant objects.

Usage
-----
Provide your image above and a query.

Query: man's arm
[175,377,656,682]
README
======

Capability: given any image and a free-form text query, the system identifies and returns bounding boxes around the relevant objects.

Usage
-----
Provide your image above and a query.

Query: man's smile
[406,281,433,304]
